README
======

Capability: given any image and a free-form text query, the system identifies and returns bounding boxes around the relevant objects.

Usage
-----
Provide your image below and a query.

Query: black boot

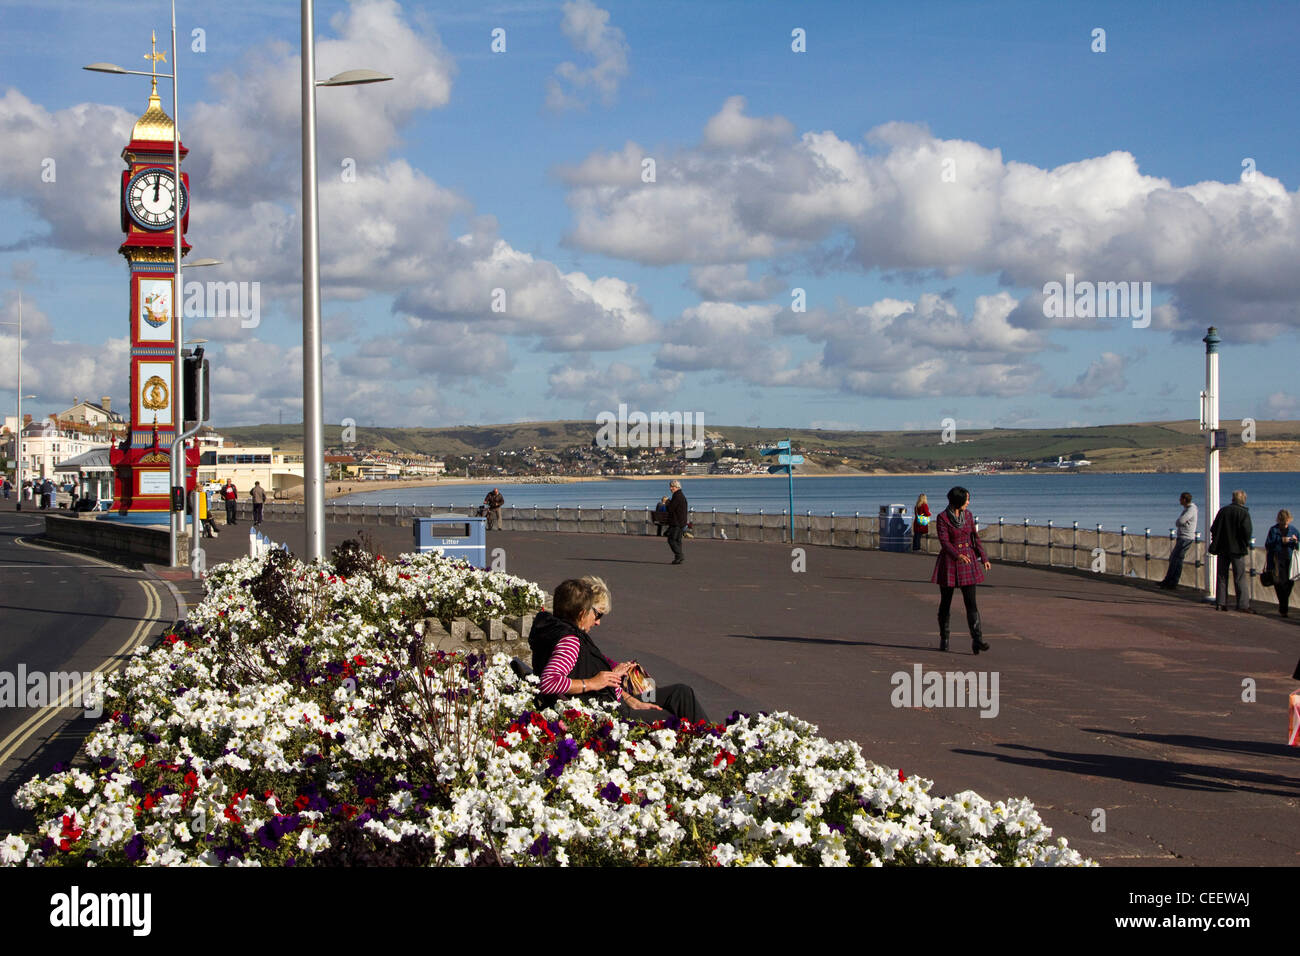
[938,611,950,652]
[969,612,989,654]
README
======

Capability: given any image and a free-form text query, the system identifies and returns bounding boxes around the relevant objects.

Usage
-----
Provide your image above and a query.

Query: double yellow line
[0,576,163,769]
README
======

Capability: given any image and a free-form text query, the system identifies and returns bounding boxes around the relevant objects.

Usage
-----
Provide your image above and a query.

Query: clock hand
[153,176,161,203]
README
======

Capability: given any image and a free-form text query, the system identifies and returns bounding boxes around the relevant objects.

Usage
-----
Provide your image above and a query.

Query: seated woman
[528,577,709,725]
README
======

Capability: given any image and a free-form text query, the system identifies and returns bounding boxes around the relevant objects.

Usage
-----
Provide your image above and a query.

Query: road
[0,511,177,834]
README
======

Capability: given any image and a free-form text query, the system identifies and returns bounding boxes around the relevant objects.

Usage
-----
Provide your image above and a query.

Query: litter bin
[879,504,910,552]
[413,514,487,567]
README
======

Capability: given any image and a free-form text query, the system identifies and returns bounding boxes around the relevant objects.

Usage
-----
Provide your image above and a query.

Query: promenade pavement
[76,518,1300,865]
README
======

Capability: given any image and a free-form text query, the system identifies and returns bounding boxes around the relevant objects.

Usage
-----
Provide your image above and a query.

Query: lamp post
[1202,327,1221,603]
[301,0,391,562]
[183,337,207,576]
[1,293,30,509]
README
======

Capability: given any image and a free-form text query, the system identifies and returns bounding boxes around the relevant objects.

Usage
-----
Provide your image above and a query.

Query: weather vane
[143,30,167,93]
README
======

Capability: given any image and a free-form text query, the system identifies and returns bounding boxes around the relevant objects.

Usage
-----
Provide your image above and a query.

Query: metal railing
[234,500,1280,606]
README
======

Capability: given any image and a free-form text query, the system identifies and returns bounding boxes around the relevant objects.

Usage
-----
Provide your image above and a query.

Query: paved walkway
[104,519,1300,865]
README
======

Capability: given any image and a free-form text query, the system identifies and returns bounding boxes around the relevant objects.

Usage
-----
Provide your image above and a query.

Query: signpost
[760,439,803,542]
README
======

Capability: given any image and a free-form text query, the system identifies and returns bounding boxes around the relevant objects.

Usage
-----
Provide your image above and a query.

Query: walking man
[250,481,267,526]
[666,480,688,564]
[223,478,238,526]
[1158,492,1198,589]
[484,487,504,531]
[1209,489,1253,612]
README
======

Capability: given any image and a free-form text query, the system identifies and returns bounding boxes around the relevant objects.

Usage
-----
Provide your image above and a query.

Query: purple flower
[528,833,550,857]
[256,826,280,849]
[124,833,145,862]
[600,782,621,803]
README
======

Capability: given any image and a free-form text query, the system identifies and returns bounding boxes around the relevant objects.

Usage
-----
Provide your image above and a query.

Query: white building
[197,445,305,496]
[4,417,110,483]
[60,397,125,433]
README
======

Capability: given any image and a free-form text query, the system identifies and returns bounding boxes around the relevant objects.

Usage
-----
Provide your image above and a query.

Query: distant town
[8,401,1299,507]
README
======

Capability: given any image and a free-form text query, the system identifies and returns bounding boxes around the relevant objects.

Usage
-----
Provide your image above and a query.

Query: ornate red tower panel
[109,72,198,515]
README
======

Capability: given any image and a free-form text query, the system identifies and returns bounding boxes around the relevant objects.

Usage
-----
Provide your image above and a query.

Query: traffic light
[171,485,186,512]
[182,348,209,426]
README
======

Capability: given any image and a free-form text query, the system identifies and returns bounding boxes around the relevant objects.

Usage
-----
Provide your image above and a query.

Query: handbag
[1290,548,1300,581]
[622,662,656,702]
[1261,568,1275,588]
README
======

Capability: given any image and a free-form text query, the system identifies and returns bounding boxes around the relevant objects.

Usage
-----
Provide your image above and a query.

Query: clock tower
[109,34,198,514]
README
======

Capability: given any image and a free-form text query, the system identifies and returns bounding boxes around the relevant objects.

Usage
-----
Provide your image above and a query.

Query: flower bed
[1,547,1090,867]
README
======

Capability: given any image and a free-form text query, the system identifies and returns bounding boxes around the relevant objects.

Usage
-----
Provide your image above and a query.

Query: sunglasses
[593,610,605,621]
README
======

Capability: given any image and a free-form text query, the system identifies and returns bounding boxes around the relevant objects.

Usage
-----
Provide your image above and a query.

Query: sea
[336,471,1300,536]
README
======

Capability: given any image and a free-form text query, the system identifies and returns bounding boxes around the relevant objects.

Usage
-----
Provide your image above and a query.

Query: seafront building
[196,444,305,497]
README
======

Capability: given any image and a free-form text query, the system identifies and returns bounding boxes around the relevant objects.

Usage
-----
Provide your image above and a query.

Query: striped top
[539,635,623,701]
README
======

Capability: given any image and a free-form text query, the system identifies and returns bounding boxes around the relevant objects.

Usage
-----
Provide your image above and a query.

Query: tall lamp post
[301,0,391,561]
[1,293,31,509]
[86,4,221,565]
[1201,327,1221,603]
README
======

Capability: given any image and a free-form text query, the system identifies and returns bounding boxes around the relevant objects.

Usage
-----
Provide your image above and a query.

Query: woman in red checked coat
[931,486,991,654]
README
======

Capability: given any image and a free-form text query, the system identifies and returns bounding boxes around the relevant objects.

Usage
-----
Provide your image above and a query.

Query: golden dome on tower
[131,79,175,142]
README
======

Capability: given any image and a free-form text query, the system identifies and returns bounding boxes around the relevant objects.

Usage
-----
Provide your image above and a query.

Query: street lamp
[183,337,207,576]
[1,292,31,510]
[301,0,391,562]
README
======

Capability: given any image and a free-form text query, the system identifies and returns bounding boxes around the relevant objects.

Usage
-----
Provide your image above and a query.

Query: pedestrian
[201,484,219,538]
[912,492,931,551]
[653,495,669,536]
[21,480,32,506]
[931,485,991,654]
[1158,492,1198,589]
[483,487,504,531]
[223,478,238,526]
[1263,509,1299,617]
[666,480,688,564]
[42,477,55,510]
[2,477,9,500]
[250,480,267,526]
[1208,489,1253,612]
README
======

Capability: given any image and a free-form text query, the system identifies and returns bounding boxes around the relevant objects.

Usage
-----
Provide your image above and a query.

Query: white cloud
[1051,352,1129,399]
[1263,391,1300,419]
[545,0,629,111]
[701,96,794,152]
[546,360,683,417]
[394,222,658,352]
[687,264,783,302]
[653,292,1046,399]
[563,104,1300,338]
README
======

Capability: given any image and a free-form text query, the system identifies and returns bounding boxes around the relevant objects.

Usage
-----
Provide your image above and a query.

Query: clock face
[125,167,187,231]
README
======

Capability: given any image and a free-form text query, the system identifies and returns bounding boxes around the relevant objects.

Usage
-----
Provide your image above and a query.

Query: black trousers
[938,584,981,637]
[912,529,925,551]
[1215,555,1248,609]
[1274,579,1294,615]
[1161,538,1192,587]
[225,500,237,524]
[619,683,708,725]
[667,526,685,561]
[253,502,264,524]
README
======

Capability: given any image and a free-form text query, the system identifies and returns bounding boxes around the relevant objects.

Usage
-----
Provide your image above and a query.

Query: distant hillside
[216,419,1300,473]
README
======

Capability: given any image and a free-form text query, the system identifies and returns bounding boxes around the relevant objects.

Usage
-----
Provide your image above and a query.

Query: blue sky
[1,0,1298,436]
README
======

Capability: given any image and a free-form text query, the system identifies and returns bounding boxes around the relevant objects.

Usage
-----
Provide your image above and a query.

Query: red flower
[294,795,310,811]
[132,756,147,769]
[898,769,907,783]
